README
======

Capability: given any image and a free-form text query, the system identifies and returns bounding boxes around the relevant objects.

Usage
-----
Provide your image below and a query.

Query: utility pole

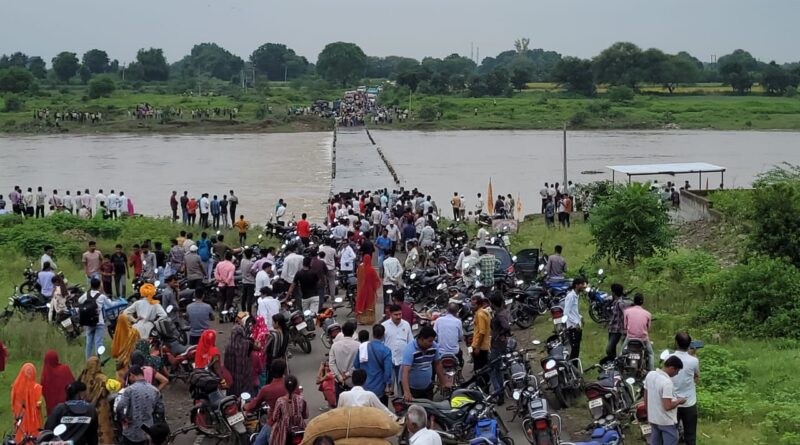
[476,46,480,64]
[284,65,288,82]
[471,42,474,63]
[241,69,245,91]
[562,122,568,186]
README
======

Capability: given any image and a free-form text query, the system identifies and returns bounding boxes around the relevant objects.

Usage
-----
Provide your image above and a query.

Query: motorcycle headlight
[516,279,524,286]
[436,283,446,291]
[545,359,556,370]
[410,273,417,280]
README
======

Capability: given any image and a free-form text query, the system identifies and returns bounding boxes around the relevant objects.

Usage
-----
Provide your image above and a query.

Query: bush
[700,256,800,338]
[748,181,800,266]
[607,85,635,102]
[0,67,35,93]
[3,94,23,112]
[418,104,438,122]
[569,111,588,126]
[585,101,610,115]
[760,403,800,445]
[88,76,116,99]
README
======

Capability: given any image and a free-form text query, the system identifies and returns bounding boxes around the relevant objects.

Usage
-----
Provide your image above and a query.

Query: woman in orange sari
[111,312,140,367]
[10,363,44,443]
[355,254,381,325]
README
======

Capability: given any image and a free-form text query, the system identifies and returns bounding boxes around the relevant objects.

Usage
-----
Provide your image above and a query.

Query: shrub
[88,76,116,99]
[760,403,800,445]
[3,94,23,112]
[607,85,635,102]
[418,104,438,121]
[748,180,800,266]
[569,111,588,126]
[700,256,800,338]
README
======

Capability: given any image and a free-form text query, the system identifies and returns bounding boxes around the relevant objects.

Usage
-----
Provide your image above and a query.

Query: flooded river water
[0,129,797,221]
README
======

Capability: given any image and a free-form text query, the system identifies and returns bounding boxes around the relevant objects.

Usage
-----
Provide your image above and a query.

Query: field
[1,208,797,443]
[524,82,769,95]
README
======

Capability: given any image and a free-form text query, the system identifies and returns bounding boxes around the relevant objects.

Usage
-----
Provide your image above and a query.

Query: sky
[2,0,798,66]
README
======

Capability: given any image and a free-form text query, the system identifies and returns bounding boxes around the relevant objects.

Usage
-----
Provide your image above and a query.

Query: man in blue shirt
[375,228,392,269]
[401,326,449,401]
[563,277,587,360]
[434,304,463,365]
[210,195,221,230]
[353,324,394,404]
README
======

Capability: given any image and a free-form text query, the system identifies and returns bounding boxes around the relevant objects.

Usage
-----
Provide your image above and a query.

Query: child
[316,360,336,409]
[100,255,114,295]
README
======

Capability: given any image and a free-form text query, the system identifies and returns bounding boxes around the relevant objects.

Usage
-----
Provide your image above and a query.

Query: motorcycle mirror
[46,303,51,308]
[660,349,671,361]
[97,346,106,356]
[598,269,604,275]
[216,231,221,235]
[386,289,393,295]
[166,305,174,313]
[53,424,67,437]
[512,256,518,262]
[241,392,251,401]
[410,273,417,280]
[538,264,545,271]
[244,245,249,249]
[221,310,229,315]
[625,377,636,385]
[532,340,541,345]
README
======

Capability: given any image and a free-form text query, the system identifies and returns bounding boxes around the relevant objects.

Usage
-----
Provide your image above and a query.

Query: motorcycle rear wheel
[297,336,312,354]
[19,282,35,294]
[588,303,608,324]
[321,333,332,349]
[514,308,534,329]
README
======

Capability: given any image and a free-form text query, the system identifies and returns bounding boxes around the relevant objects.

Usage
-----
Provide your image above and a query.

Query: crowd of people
[168,190,243,230]
[32,109,104,124]
[0,186,134,219]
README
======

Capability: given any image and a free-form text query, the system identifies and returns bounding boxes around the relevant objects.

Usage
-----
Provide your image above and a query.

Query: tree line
[1,40,799,99]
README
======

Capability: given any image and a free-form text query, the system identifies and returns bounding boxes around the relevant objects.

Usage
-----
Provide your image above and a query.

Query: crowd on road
[2,183,701,445]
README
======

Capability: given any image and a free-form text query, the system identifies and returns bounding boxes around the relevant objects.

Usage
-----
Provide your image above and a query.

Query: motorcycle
[506,281,542,329]
[585,270,611,325]
[539,335,584,409]
[620,339,650,380]
[3,292,49,321]
[18,261,38,294]
[561,417,624,445]
[583,358,636,423]
[635,402,652,443]
[283,304,314,354]
[169,375,252,445]
[510,378,562,445]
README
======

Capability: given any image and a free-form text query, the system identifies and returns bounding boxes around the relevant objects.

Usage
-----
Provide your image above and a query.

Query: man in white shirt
[671,332,700,445]
[563,277,587,360]
[386,219,400,249]
[539,182,549,214]
[382,250,403,307]
[62,191,74,214]
[256,292,280,329]
[644,356,687,445]
[41,245,58,270]
[95,189,106,214]
[106,190,119,220]
[199,193,210,228]
[254,262,273,297]
[381,304,414,388]
[474,193,484,215]
[337,369,397,420]
[276,202,287,225]
[338,241,356,273]
[434,304,463,359]
[329,321,360,398]
[406,404,442,445]
[78,278,111,361]
[475,226,489,249]
[280,245,304,283]
[319,241,338,298]
[418,223,435,248]
[371,208,383,238]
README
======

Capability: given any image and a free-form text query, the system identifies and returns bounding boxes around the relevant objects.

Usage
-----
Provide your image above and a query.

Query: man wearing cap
[116,365,165,445]
[183,244,205,289]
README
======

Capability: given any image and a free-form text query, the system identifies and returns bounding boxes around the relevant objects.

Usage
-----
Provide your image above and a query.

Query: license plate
[60,318,72,328]
[629,353,640,360]
[544,370,558,379]
[588,398,603,409]
[467,346,473,354]
[640,424,652,435]
[553,317,564,324]
[227,412,244,425]
[296,322,307,331]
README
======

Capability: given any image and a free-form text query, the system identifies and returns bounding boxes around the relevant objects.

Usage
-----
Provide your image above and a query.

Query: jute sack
[335,438,393,445]
[301,407,401,444]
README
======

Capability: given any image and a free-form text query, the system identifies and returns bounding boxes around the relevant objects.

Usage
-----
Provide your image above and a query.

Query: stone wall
[677,189,723,223]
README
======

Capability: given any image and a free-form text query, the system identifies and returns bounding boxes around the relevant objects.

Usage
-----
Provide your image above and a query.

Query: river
[1,129,797,222]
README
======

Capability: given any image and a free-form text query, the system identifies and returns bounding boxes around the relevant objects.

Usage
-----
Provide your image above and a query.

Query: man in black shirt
[288,256,320,313]
[110,244,128,298]
[44,381,98,445]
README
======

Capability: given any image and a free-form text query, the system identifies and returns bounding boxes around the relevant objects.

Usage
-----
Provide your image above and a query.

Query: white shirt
[320,246,337,270]
[78,290,110,325]
[119,196,129,214]
[337,386,397,419]
[256,296,280,329]
[276,205,286,219]
[410,427,442,445]
[199,197,210,214]
[645,368,678,426]
[106,193,119,211]
[62,195,73,210]
[386,224,400,242]
[564,290,581,329]
[381,319,413,366]
[476,227,489,248]
[95,193,106,210]
[371,209,382,225]
[281,253,304,282]
[40,254,57,270]
[475,198,484,212]
[339,246,356,272]
[254,270,273,296]
[671,350,699,407]
[123,299,168,338]
[383,257,403,286]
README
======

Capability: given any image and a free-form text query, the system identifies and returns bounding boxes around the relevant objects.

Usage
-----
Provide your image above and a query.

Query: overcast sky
[3,0,797,65]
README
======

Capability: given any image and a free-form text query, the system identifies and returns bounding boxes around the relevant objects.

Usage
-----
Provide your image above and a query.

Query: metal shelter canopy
[608,162,726,187]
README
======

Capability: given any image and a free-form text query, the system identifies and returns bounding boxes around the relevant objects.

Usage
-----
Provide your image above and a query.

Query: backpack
[79,291,101,327]
[189,368,221,396]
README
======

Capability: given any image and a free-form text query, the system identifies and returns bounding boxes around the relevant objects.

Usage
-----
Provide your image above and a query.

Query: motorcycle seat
[411,398,457,413]
[585,382,616,394]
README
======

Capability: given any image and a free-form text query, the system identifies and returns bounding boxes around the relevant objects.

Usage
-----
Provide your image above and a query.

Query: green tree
[748,179,800,266]
[396,65,427,92]
[3,93,24,112]
[607,85,635,102]
[551,57,595,96]
[660,55,700,93]
[0,52,29,69]
[176,43,244,81]
[761,61,798,95]
[78,65,92,84]
[129,48,169,81]
[88,75,116,99]
[82,49,110,74]
[593,42,645,88]
[365,56,418,79]
[250,43,309,81]
[485,67,511,96]
[316,42,367,86]
[589,182,674,264]
[27,56,46,78]
[51,52,80,82]
[510,65,531,91]
[676,51,704,71]
[0,67,35,93]
[719,61,753,94]
[717,49,759,72]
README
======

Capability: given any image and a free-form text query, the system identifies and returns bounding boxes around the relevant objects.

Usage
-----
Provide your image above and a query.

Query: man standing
[214,252,236,311]
[624,293,654,371]
[239,248,256,313]
[540,183,549,214]
[319,240,338,298]
[401,326,449,401]
[280,245,305,297]
[9,186,21,215]
[288,257,320,313]
[95,189,106,216]
[382,251,403,308]
[564,278,587,360]
[228,190,238,225]
[296,213,311,246]
[470,292,491,375]
[488,294,511,404]
[382,304,414,390]
[210,195,221,229]
[338,240,356,275]
[140,243,157,281]
[111,244,128,298]
[186,289,214,345]
[544,245,567,278]
[275,200,287,226]
[375,228,392,268]
[129,244,143,279]
[353,324,394,404]
[79,278,110,360]
[474,193,484,216]
[41,245,58,270]
[477,247,499,288]
[62,190,73,215]
[37,262,56,299]
[220,195,229,228]
[49,189,63,213]
[644,356,686,445]
[23,187,35,217]
[234,215,249,246]
[82,241,102,283]
[169,191,178,222]
[404,239,419,271]
[107,190,119,220]
[167,239,184,280]
[386,219,400,254]
[180,191,189,225]
[311,252,328,306]
[329,321,360,400]
[199,193,210,228]
[450,193,461,221]
[36,186,47,218]
[115,365,165,445]
[606,283,630,359]
[434,304,463,365]
[672,332,700,445]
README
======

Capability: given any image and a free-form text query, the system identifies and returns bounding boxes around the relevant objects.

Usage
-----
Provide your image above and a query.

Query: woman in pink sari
[250,316,269,388]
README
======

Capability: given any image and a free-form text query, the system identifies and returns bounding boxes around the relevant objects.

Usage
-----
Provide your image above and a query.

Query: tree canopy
[552,57,595,96]
[250,43,309,81]
[82,49,110,74]
[316,42,367,86]
[51,52,80,82]
[0,67,35,93]
[175,43,244,81]
[593,42,646,88]
[128,48,169,81]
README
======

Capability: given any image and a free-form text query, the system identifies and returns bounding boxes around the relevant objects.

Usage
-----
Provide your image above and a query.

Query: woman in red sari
[40,350,75,415]
[10,363,44,443]
[355,254,381,325]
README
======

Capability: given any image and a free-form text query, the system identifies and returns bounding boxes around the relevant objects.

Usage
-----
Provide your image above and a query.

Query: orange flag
[487,178,494,215]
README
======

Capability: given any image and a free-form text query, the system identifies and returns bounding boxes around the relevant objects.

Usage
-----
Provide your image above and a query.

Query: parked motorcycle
[561,417,624,445]
[539,335,584,409]
[169,374,251,445]
[583,358,636,423]
[510,377,562,445]
[620,339,650,380]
